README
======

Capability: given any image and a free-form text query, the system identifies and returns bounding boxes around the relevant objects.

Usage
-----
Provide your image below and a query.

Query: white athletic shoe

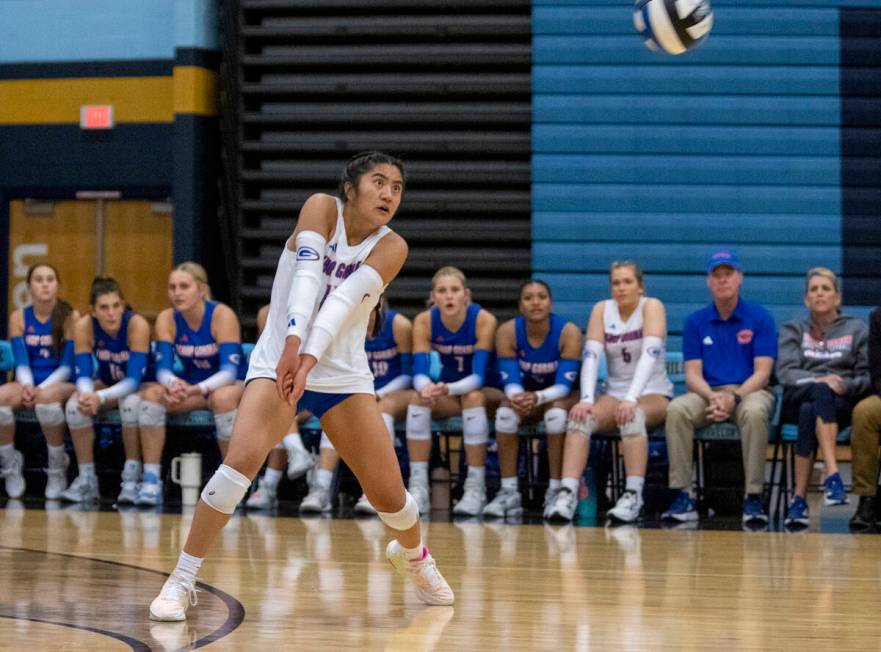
[543,487,560,519]
[117,480,139,505]
[409,481,430,516]
[452,478,486,517]
[136,480,163,507]
[1,450,26,499]
[299,485,332,513]
[386,540,454,606]
[60,474,100,503]
[607,490,643,523]
[246,478,278,510]
[149,571,198,621]
[354,493,377,515]
[44,454,70,500]
[286,445,314,481]
[546,487,577,522]
[482,488,523,518]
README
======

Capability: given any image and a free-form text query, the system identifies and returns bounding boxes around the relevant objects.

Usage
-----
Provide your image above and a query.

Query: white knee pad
[201,463,251,514]
[35,402,64,427]
[139,400,166,427]
[119,394,141,426]
[406,405,432,442]
[620,408,647,438]
[320,431,335,451]
[0,406,14,426]
[462,406,488,446]
[543,407,568,435]
[65,399,93,429]
[213,410,237,441]
[567,415,597,440]
[377,491,420,530]
[494,406,520,433]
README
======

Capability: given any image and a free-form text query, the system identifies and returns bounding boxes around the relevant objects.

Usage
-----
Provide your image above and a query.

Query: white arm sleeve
[97,378,137,403]
[37,365,71,388]
[286,230,328,341]
[624,336,665,402]
[302,265,385,362]
[413,374,431,392]
[196,368,237,396]
[156,368,179,389]
[76,377,95,394]
[376,374,412,398]
[535,384,570,406]
[446,374,481,396]
[15,366,34,387]
[580,340,604,404]
[504,383,525,400]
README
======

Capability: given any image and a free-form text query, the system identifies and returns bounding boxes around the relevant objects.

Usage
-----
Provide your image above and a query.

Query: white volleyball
[633,0,713,55]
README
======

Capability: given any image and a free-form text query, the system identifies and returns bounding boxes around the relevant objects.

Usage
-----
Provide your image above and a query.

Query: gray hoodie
[776,313,870,396]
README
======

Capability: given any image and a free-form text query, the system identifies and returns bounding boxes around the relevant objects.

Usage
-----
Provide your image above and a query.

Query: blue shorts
[297,390,351,419]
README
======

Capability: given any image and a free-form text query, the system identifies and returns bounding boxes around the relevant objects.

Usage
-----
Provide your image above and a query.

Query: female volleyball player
[547,261,672,523]
[150,152,453,621]
[134,262,246,507]
[483,280,581,519]
[0,263,77,499]
[60,276,150,504]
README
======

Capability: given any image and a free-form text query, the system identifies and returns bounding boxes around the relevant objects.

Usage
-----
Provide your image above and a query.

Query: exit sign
[80,105,114,129]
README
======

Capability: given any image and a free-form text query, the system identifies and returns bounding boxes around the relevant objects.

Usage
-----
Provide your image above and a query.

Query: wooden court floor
[2,504,881,650]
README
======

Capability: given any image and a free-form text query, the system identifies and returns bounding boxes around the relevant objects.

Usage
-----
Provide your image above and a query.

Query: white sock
[549,478,561,492]
[382,413,395,443]
[47,444,66,468]
[626,475,645,497]
[144,463,161,480]
[0,443,14,463]
[78,463,95,478]
[467,466,485,483]
[123,459,142,477]
[501,476,518,493]
[174,550,202,584]
[561,477,579,495]
[400,539,425,561]
[410,461,429,484]
[314,468,333,490]
[283,432,304,450]
[263,467,283,489]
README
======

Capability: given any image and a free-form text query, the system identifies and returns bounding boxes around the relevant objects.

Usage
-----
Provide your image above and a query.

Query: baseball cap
[706,249,741,273]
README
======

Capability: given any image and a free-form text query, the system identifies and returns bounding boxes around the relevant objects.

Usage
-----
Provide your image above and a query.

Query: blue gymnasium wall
[532,0,881,349]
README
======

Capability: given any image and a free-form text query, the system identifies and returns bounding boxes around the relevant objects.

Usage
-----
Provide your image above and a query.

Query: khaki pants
[851,394,881,496]
[665,385,776,496]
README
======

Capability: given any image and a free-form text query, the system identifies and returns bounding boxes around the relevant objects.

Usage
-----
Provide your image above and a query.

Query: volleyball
[633,0,713,55]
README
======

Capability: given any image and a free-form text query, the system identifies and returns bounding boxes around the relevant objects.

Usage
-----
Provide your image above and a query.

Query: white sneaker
[354,493,377,515]
[286,445,314,481]
[136,480,163,507]
[60,474,100,503]
[607,490,643,523]
[1,450,26,498]
[149,571,198,621]
[482,488,522,518]
[117,480,139,505]
[44,454,70,500]
[386,540,454,606]
[546,487,577,522]
[452,478,486,517]
[299,485,331,513]
[246,479,278,510]
[409,481,430,516]
[543,487,559,519]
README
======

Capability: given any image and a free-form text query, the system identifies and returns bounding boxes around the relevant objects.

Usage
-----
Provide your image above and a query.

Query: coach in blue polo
[662,249,777,525]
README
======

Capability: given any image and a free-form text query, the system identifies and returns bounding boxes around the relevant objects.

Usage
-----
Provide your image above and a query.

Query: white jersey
[602,297,672,400]
[246,197,390,394]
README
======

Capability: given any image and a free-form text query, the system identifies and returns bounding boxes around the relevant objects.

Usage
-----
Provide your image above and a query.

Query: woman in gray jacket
[778,267,870,527]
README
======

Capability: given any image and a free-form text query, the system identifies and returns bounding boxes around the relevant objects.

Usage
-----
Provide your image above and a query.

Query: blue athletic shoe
[742,494,768,524]
[823,472,848,506]
[785,495,810,527]
[661,490,698,522]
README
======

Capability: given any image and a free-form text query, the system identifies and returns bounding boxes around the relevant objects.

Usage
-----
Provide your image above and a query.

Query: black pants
[781,383,854,458]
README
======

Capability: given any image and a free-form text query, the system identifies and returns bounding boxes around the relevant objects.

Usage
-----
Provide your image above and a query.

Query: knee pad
[543,407,567,435]
[201,463,251,514]
[406,405,432,442]
[119,394,141,426]
[620,408,647,438]
[494,406,520,433]
[65,399,93,430]
[377,491,420,530]
[567,415,596,440]
[0,406,14,426]
[35,402,64,427]
[139,400,166,427]
[319,431,335,451]
[213,410,237,441]
[462,406,488,446]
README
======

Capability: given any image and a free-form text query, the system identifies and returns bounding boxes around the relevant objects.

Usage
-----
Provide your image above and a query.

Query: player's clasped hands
[510,391,537,417]
[419,382,448,408]
[705,391,734,422]
[77,391,102,415]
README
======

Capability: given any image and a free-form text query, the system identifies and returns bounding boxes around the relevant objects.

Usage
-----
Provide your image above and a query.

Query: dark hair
[27,263,72,359]
[518,279,552,301]
[89,275,125,305]
[370,295,388,339]
[337,151,406,201]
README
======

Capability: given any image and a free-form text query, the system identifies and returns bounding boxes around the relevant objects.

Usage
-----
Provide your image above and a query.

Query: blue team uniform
[430,304,483,383]
[514,313,568,391]
[366,308,403,391]
[22,306,62,385]
[172,301,247,383]
[94,310,133,385]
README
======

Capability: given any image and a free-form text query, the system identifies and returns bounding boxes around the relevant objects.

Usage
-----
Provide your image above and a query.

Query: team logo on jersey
[329,243,338,253]
[703,336,713,346]
[181,334,189,342]
[564,371,578,382]
[27,325,35,333]
[297,246,320,261]
[737,329,754,344]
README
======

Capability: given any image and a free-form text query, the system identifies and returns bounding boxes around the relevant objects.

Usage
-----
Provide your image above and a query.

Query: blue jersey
[431,304,482,383]
[23,306,60,385]
[94,310,133,385]
[173,301,246,384]
[515,313,567,391]
[366,309,401,390]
